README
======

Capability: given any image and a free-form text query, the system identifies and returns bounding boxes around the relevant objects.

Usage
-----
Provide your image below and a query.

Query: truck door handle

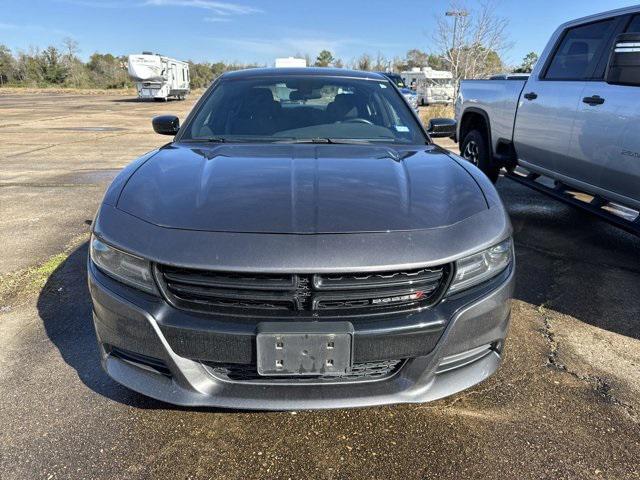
[583,95,605,106]
[523,92,538,101]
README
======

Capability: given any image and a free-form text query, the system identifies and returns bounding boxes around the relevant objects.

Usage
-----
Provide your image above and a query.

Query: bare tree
[434,1,511,88]
[373,51,387,71]
[62,37,79,60]
[354,54,372,71]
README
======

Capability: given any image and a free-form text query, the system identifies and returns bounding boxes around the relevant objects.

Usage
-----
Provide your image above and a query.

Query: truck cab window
[545,19,616,80]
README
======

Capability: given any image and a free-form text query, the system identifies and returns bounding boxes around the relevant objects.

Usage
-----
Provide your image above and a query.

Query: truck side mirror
[152,115,180,135]
[427,118,457,138]
[606,33,640,86]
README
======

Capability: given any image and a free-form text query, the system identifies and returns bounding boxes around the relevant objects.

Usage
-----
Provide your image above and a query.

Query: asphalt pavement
[0,91,639,480]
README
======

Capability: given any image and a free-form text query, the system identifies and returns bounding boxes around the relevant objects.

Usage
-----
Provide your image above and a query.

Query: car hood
[116,143,488,234]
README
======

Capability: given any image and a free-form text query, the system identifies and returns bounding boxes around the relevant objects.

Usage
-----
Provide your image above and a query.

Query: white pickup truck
[455,6,640,233]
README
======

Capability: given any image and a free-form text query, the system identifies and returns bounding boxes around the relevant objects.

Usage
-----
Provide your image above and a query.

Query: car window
[385,74,406,88]
[625,14,640,32]
[181,75,426,144]
[545,19,617,80]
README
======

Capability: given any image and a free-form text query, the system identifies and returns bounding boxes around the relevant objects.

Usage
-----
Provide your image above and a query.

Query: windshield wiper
[277,138,331,144]
[281,138,392,145]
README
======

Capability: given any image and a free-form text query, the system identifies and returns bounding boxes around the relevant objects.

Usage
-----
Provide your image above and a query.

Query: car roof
[221,67,389,80]
[559,5,640,30]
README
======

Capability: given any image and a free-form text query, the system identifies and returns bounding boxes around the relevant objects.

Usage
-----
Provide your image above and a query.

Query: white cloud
[144,0,261,15]
[56,0,138,7]
[204,16,232,22]
[0,22,73,37]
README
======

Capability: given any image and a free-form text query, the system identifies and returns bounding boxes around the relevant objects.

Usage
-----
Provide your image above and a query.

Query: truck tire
[460,129,500,183]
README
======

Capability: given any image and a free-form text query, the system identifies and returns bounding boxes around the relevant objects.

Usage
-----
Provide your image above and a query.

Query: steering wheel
[342,118,374,125]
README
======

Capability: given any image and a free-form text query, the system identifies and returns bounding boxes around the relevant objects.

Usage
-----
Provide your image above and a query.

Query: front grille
[156,264,450,316]
[203,359,404,382]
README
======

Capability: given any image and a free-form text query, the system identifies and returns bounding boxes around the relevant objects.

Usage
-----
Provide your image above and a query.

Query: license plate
[256,322,353,376]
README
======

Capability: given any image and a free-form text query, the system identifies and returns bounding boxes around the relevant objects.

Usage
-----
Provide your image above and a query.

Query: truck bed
[455,79,526,152]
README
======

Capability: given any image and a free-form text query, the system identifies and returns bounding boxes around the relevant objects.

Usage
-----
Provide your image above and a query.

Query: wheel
[460,129,500,183]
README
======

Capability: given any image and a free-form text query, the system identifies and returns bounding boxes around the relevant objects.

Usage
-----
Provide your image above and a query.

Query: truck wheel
[461,130,500,183]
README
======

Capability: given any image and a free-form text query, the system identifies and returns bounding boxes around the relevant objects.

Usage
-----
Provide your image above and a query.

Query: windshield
[180,75,426,144]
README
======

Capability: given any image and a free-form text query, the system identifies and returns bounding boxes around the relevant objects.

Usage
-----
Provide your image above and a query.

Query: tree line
[0,42,453,89]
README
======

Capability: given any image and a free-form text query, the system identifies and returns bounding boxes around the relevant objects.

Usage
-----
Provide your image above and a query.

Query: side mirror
[427,118,457,138]
[606,33,640,86]
[152,115,180,135]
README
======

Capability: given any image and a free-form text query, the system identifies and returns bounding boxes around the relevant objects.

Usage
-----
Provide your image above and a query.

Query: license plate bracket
[256,322,353,376]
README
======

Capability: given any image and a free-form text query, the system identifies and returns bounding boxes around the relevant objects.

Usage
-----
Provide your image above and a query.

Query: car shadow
[35,241,236,412]
[499,178,640,340]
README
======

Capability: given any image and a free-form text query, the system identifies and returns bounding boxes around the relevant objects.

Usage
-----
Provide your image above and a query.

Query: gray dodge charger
[88,68,514,409]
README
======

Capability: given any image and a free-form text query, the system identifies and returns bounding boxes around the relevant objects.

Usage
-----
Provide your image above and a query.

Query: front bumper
[89,258,514,410]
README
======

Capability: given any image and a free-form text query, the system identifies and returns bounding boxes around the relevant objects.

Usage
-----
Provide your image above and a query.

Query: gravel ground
[0,92,639,480]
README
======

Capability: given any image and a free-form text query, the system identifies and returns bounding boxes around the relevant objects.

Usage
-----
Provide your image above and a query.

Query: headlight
[448,238,513,293]
[90,235,157,294]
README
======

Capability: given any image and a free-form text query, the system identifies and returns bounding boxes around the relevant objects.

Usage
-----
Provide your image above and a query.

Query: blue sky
[1,0,638,66]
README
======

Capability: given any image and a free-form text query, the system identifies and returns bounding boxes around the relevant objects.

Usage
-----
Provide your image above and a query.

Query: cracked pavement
[1,91,639,480]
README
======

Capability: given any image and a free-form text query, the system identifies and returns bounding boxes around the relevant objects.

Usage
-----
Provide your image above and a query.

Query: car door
[568,13,640,208]
[513,17,620,177]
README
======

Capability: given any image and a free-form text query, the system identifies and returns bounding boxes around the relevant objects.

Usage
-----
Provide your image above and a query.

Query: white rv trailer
[127,52,190,101]
[401,67,455,106]
[275,57,307,68]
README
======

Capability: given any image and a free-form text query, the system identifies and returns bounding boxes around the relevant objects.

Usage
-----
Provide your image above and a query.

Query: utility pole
[446,9,468,59]
[445,9,468,95]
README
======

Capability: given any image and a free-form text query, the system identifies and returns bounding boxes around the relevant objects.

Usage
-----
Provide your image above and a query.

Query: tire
[460,129,500,183]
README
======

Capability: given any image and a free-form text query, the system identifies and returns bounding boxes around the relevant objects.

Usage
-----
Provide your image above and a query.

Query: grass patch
[419,104,455,125]
[0,233,90,307]
[29,252,70,289]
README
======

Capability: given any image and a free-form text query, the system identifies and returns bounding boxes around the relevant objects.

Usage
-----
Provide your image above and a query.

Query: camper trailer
[402,67,455,106]
[127,53,190,101]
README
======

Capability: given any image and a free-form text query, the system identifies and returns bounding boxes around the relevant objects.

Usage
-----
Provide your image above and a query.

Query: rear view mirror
[152,115,180,135]
[427,118,457,138]
[606,33,640,86]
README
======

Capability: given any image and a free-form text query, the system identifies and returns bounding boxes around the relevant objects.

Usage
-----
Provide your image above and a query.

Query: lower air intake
[203,359,404,382]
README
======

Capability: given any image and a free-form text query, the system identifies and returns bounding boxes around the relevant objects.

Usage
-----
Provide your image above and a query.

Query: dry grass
[419,104,455,125]
[0,86,209,98]
[0,86,137,96]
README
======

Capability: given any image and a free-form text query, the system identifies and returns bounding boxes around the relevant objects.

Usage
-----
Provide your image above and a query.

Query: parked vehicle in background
[456,5,640,234]
[378,71,419,111]
[402,67,455,105]
[88,68,514,410]
[127,52,190,101]
[275,57,307,68]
